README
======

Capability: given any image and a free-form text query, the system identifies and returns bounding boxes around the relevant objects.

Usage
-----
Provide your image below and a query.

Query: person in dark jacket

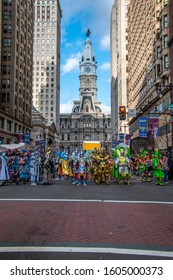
[168,155,173,181]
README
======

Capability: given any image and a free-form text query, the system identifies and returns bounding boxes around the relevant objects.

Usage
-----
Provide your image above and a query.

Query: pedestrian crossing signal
[119,106,126,120]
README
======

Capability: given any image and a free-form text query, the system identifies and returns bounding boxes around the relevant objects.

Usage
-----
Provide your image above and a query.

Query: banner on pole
[125,134,131,146]
[138,117,148,137]
[24,133,30,145]
[148,117,159,138]
[112,139,117,148]
[18,132,24,143]
[119,133,124,143]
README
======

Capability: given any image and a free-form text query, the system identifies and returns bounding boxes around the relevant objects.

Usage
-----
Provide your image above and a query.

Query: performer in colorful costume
[152,149,165,186]
[90,147,111,185]
[112,144,131,185]
[0,153,10,185]
[139,150,152,182]
[30,153,38,185]
[76,151,88,186]
[69,148,79,184]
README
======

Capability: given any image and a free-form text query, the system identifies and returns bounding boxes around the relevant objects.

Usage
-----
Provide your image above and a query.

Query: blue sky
[59,0,114,114]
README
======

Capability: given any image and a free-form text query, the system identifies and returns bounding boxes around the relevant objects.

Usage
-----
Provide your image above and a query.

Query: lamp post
[157,83,173,154]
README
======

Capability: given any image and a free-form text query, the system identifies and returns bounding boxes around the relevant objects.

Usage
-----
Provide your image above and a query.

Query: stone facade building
[0,0,34,144]
[60,32,111,152]
[128,0,171,152]
[31,107,59,151]
[168,0,173,85]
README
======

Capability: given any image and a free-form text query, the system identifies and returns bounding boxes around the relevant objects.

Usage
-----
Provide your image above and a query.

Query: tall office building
[110,0,129,143]
[0,0,2,79]
[32,0,61,133]
[0,0,34,144]
[168,0,173,85]
[128,0,171,152]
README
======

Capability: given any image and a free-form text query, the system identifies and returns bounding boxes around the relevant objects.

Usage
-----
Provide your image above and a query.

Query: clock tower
[72,29,101,114]
[79,29,97,101]
[60,30,111,152]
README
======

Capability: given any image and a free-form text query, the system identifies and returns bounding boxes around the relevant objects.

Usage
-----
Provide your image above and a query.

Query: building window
[156,29,160,40]
[2,65,11,74]
[3,10,12,20]
[7,120,12,131]
[2,79,10,88]
[3,0,12,6]
[163,35,168,47]
[3,24,12,33]
[0,117,4,129]
[163,15,168,28]
[3,38,11,47]
[163,55,169,69]
[157,64,161,76]
[157,46,161,58]
[3,51,11,61]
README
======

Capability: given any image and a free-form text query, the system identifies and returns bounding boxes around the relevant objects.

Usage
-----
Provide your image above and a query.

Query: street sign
[128,108,136,117]
[167,104,173,109]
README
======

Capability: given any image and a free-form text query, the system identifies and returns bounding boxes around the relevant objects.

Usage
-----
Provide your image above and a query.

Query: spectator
[168,154,173,181]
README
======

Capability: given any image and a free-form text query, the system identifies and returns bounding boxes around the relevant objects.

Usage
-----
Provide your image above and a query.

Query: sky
[59,0,114,114]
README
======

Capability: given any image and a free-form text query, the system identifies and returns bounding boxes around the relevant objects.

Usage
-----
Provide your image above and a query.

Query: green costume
[139,150,152,182]
[112,144,131,185]
[152,149,165,186]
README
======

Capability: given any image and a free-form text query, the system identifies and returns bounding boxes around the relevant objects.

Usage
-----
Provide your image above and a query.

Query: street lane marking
[0,246,173,257]
[0,198,173,205]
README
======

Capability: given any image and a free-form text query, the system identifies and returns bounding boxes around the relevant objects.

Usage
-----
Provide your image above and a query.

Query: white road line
[0,198,173,205]
[0,246,173,257]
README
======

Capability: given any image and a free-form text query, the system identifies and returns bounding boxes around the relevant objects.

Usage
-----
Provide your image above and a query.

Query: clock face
[85,67,91,73]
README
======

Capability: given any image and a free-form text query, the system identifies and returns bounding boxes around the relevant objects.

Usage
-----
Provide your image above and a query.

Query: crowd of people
[0,144,173,187]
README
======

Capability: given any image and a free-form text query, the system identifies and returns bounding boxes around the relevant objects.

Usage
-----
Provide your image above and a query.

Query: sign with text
[128,108,137,117]
[138,117,148,137]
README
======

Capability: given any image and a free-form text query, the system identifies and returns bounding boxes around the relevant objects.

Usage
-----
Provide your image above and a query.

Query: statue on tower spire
[86,29,91,38]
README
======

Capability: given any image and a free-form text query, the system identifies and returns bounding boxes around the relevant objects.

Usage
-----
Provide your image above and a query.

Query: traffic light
[119,106,126,120]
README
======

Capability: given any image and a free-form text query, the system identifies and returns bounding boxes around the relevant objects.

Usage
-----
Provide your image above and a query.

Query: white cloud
[60,100,73,113]
[65,43,73,48]
[100,62,110,71]
[101,104,111,114]
[100,35,110,50]
[60,0,114,44]
[61,52,81,74]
